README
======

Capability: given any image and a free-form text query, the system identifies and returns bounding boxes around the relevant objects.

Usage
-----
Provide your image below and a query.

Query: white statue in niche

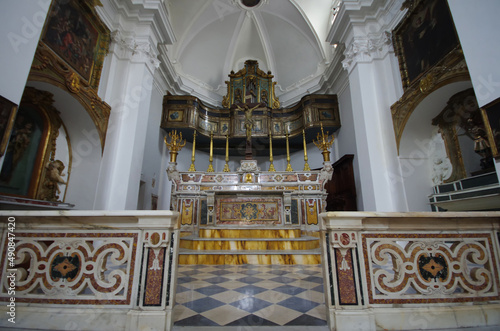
[430,130,452,185]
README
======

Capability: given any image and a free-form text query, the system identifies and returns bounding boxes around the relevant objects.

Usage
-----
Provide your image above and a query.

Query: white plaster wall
[448,0,500,107]
[0,0,50,105]
[334,82,363,211]
[139,87,164,209]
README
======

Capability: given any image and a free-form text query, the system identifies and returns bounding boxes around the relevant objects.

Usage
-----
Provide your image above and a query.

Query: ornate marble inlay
[217,197,281,224]
[362,233,500,304]
[0,232,138,305]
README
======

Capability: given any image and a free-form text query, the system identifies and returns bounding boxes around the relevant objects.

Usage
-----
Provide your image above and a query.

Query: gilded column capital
[341,32,393,72]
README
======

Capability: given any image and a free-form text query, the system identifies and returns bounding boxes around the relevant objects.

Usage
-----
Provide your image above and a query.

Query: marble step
[178,248,321,265]
[180,235,320,250]
[198,228,303,239]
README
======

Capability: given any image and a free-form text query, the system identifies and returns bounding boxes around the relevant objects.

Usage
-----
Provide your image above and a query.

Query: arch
[27,82,102,209]
[391,50,470,153]
[398,81,475,211]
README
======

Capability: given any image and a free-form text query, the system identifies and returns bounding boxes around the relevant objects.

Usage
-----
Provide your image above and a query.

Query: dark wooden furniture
[325,154,357,211]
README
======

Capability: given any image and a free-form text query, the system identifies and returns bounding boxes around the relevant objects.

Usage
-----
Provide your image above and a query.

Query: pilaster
[327,0,408,211]
[94,31,160,209]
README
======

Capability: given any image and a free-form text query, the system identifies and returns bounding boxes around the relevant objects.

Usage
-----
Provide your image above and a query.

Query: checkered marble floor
[173,264,327,327]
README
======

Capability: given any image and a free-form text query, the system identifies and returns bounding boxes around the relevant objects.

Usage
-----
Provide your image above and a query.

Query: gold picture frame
[480,97,500,158]
[393,0,460,89]
[41,0,109,88]
[0,96,18,156]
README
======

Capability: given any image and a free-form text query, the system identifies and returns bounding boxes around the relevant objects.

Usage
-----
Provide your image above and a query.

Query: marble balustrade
[320,211,500,331]
[0,211,181,331]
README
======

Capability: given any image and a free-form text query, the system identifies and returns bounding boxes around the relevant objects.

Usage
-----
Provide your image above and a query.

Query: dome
[168,0,333,107]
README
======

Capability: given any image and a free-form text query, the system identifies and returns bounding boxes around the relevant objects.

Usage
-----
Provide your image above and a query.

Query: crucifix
[235,103,261,159]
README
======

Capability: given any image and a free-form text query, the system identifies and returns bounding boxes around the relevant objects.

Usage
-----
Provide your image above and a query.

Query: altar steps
[178,228,321,265]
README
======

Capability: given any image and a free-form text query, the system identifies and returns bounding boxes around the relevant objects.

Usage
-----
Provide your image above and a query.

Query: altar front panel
[171,171,328,231]
[217,196,282,225]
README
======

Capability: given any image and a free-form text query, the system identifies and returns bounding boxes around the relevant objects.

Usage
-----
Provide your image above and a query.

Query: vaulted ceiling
[166,0,336,107]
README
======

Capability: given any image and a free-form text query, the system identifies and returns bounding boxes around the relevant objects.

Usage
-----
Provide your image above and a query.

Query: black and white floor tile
[173,264,327,328]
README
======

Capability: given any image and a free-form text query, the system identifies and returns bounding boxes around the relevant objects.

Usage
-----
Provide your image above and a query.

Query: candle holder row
[164,124,334,173]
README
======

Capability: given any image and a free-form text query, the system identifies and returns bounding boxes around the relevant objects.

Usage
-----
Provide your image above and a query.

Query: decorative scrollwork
[363,233,499,303]
[1,232,138,305]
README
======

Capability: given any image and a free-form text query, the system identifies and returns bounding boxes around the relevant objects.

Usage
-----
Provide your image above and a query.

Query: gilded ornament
[164,130,186,163]
[313,123,334,162]
[67,72,81,93]
[419,73,435,94]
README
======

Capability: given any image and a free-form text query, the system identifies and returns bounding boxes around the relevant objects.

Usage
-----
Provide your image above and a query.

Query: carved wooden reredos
[161,60,341,156]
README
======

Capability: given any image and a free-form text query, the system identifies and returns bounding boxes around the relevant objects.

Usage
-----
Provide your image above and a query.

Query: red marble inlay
[144,248,166,306]
[335,249,357,304]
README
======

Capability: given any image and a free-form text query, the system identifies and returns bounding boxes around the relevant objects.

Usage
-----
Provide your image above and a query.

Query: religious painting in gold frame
[0,88,62,199]
[480,97,500,158]
[40,0,109,89]
[393,0,460,89]
[0,95,18,156]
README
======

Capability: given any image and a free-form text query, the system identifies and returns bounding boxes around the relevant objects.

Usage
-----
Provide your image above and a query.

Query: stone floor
[173,264,327,328]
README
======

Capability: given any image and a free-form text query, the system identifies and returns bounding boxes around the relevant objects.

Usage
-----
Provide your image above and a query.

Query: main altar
[161,60,340,264]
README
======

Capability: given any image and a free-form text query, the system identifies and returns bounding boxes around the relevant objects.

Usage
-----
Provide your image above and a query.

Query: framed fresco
[481,97,500,158]
[393,0,460,89]
[40,0,109,88]
[0,96,18,156]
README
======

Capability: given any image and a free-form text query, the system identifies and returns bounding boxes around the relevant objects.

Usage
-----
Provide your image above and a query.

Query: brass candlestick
[268,133,276,172]
[207,131,215,172]
[302,129,311,171]
[164,130,186,163]
[285,133,293,172]
[188,130,197,171]
[313,123,334,162]
[223,134,230,172]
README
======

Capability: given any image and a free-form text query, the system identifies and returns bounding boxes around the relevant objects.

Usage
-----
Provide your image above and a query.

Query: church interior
[1,0,500,330]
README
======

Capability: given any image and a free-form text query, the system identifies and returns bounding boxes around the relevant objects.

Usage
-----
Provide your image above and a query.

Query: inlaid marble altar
[168,164,332,233]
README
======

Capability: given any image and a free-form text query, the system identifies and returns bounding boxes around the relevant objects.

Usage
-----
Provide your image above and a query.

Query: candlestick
[188,130,197,171]
[223,134,230,172]
[285,133,293,172]
[313,123,334,162]
[303,129,311,171]
[268,133,276,172]
[207,131,214,172]
[164,130,186,163]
